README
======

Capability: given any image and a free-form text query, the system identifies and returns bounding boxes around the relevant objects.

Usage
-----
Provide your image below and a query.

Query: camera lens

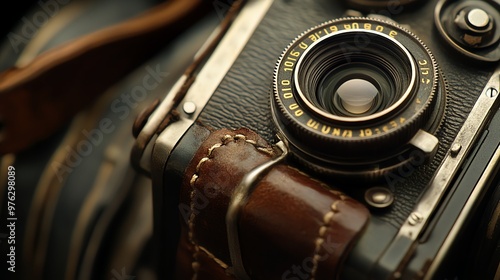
[294,30,415,121]
[272,18,446,178]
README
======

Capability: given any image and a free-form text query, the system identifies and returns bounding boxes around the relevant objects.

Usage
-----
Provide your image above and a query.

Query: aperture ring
[273,17,439,159]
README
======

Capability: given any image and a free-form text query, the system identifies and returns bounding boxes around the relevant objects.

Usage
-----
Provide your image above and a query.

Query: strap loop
[226,138,289,279]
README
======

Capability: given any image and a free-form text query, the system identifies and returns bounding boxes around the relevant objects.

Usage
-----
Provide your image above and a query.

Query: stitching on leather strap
[310,195,347,280]
[187,133,272,279]
[199,245,230,270]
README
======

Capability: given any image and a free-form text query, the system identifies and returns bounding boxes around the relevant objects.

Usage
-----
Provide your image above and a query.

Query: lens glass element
[294,30,416,122]
[336,78,379,114]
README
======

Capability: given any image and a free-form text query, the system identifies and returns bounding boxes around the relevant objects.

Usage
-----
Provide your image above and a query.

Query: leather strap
[176,128,370,279]
[0,0,210,154]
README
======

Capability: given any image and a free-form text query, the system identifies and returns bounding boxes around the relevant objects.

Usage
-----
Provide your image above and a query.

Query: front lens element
[336,78,379,115]
[294,30,416,122]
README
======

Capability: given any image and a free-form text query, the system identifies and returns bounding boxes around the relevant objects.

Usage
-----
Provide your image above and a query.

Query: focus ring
[272,17,439,165]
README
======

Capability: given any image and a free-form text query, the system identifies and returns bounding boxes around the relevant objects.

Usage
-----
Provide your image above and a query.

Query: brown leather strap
[0,0,210,154]
[176,128,370,280]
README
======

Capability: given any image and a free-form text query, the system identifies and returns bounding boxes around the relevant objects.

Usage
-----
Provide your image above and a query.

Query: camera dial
[435,0,500,62]
[272,17,446,179]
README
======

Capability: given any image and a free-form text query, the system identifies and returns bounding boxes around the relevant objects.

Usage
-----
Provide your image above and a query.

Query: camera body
[132,0,500,279]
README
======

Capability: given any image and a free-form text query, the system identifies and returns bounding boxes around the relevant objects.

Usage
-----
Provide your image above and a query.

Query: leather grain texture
[196,0,495,228]
[175,128,369,279]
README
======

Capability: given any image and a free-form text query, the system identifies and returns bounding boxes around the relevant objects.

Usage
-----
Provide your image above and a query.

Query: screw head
[450,143,462,156]
[408,212,423,226]
[183,102,197,115]
[486,87,499,98]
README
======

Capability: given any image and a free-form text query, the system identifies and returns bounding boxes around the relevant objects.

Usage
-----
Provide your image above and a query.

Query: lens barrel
[294,29,416,121]
[272,18,445,178]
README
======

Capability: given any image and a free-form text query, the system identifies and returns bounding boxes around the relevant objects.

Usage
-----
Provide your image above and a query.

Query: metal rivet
[408,212,423,226]
[467,8,490,29]
[365,187,394,208]
[450,143,462,156]
[183,102,197,115]
[486,87,499,98]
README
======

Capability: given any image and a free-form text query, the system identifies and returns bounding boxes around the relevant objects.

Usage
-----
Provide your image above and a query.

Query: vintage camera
[132,0,500,279]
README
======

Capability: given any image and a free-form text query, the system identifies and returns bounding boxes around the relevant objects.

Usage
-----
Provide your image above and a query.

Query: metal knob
[454,6,495,47]
[467,8,490,29]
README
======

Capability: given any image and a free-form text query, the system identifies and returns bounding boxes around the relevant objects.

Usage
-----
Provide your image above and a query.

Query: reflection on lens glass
[336,79,379,114]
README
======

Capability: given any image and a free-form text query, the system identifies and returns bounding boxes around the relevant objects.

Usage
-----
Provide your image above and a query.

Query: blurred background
[0,0,224,279]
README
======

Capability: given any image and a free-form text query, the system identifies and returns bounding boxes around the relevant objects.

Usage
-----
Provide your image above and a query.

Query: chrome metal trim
[409,129,439,157]
[400,66,500,239]
[150,0,275,172]
[424,142,500,279]
[392,66,500,272]
[226,140,288,279]
[137,75,187,173]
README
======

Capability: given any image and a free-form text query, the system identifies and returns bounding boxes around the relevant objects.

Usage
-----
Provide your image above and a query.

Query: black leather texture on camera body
[194,0,495,229]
